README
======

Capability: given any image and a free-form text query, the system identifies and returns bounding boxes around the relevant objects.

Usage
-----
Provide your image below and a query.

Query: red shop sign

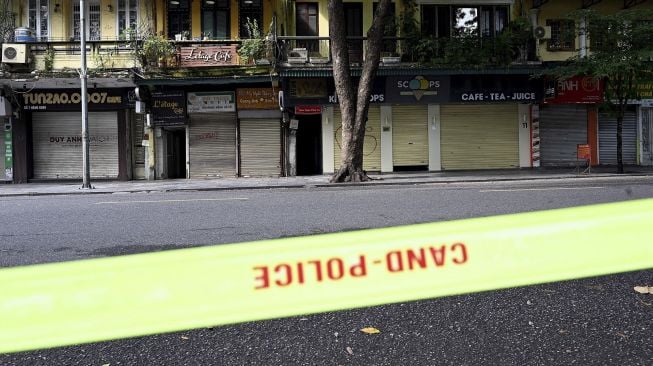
[295,105,322,115]
[544,76,604,104]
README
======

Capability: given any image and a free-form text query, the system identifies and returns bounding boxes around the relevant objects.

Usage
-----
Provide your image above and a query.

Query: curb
[1,173,652,198]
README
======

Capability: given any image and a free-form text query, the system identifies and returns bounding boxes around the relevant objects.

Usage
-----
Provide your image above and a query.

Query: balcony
[5,37,274,77]
[276,34,539,68]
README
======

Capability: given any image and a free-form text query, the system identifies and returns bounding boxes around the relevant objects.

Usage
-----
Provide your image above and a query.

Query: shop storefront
[237,88,282,177]
[641,106,653,166]
[187,91,237,178]
[598,108,637,165]
[540,76,603,167]
[21,88,130,179]
[386,75,446,171]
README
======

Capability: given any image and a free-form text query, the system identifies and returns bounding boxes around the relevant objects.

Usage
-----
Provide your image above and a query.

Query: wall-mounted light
[54,3,60,12]
[106,4,113,12]
[206,0,216,4]
[170,0,180,5]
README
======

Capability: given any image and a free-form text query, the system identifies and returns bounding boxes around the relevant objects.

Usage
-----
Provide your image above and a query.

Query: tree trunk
[328,0,390,183]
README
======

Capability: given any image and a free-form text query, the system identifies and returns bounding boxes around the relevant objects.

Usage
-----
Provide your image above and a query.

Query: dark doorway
[166,129,186,178]
[296,2,319,53]
[344,2,363,63]
[296,115,322,175]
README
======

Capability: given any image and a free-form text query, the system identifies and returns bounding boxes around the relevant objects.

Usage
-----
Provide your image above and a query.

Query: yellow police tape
[1,198,653,354]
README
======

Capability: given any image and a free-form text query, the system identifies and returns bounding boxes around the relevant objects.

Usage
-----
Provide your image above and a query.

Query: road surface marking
[480,186,605,192]
[95,198,249,205]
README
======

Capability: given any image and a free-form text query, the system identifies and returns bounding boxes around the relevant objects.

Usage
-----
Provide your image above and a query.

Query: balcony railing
[276,35,539,67]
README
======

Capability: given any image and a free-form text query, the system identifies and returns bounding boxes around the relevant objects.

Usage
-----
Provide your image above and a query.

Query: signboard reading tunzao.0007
[22,89,126,111]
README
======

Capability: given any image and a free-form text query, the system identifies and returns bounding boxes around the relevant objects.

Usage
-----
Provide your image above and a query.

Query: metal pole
[80,0,91,188]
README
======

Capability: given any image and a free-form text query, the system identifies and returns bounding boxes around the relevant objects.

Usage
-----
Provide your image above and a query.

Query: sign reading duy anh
[22,89,126,111]
[187,92,235,113]
[179,45,238,67]
[236,88,277,110]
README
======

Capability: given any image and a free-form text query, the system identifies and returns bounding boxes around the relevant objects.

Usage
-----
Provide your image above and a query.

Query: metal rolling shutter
[32,112,118,179]
[539,105,587,167]
[188,113,236,178]
[440,104,519,170]
[392,105,428,167]
[240,118,281,177]
[598,109,637,165]
[333,107,382,171]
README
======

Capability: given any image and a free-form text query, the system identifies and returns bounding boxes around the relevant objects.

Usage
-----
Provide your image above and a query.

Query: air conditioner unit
[2,44,28,64]
[287,48,308,64]
[533,26,552,40]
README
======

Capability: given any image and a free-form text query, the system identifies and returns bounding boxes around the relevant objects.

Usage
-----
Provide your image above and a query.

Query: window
[239,0,263,38]
[28,0,49,41]
[373,2,397,54]
[547,19,575,51]
[118,0,139,37]
[202,0,230,39]
[73,0,101,41]
[296,3,318,52]
[421,5,507,39]
[168,0,191,39]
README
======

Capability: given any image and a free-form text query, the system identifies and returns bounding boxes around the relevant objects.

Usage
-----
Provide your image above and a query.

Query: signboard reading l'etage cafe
[151,91,187,126]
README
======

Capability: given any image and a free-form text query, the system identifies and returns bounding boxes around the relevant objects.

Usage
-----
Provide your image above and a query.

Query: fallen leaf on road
[346,347,354,355]
[360,327,381,334]
[181,336,190,340]
[634,286,652,294]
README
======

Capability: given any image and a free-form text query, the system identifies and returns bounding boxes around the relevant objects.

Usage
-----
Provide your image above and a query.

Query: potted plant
[238,18,272,64]
[141,33,176,68]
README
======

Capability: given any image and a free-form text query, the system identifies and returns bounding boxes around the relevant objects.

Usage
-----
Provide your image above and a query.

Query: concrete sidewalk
[1,167,652,197]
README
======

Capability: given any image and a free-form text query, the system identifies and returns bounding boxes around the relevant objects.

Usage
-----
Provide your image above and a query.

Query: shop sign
[454,90,538,102]
[386,76,450,103]
[21,89,126,111]
[237,88,277,109]
[295,105,321,115]
[289,79,328,98]
[4,122,12,180]
[450,75,541,103]
[544,76,603,104]
[187,91,235,113]
[637,81,653,99]
[179,45,238,67]
[328,78,385,104]
[151,91,187,126]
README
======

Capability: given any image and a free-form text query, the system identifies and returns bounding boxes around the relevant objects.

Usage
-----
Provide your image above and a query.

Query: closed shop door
[539,105,587,167]
[598,109,637,165]
[392,105,428,167]
[441,104,519,170]
[188,113,236,178]
[32,112,118,179]
[333,106,381,171]
[240,118,281,177]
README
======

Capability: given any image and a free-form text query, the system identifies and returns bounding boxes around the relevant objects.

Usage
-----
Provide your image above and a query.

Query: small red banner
[295,105,321,115]
[577,144,591,160]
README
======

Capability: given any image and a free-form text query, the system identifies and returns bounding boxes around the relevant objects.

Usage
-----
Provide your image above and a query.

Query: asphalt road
[1,177,652,365]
